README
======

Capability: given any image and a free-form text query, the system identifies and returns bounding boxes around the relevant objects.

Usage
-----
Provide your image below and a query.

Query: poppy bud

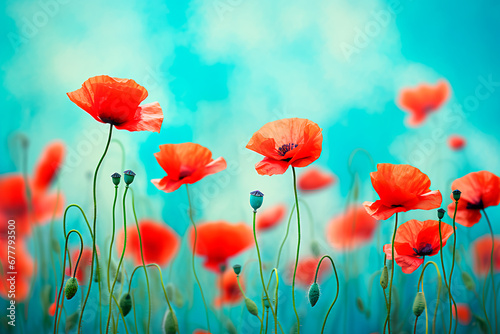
[166,283,185,309]
[123,170,136,185]
[310,240,321,257]
[473,314,488,333]
[250,190,264,212]
[51,239,60,254]
[162,309,178,334]
[244,298,259,316]
[437,208,446,220]
[64,277,78,300]
[461,272,475,291]
[119,293,132,316]
[233,264,242,275]
[412,292,426,317]
[356,297,364,313]
[219,263,227,273]
[380,266,388,289]
[225,319,237,334]
[452,189,461,201]
[111,172,121,186]
[93,265,101,283]
[308,282,320,307]
[263,296,270,309]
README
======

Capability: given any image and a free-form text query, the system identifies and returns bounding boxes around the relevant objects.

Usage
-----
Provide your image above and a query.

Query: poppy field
[1,1,500,334]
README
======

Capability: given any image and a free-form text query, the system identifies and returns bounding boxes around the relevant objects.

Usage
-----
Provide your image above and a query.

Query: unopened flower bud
[111,172,121,186]
[308,282,320,307]
[123,170,136,185]
[310,240,321,257]
[461,272,475,291]
[356,297,364,313]
[412,292,426,317]
[263,296,270,309]
[119,293,132,316]
[233,264,242,275]
[250,190,264,212]
[380,266,388,289]
[64,277,78,300]
[162,309,178,334]
[437,208,446,220]
[452,189,461,201]
[244,298,259,316]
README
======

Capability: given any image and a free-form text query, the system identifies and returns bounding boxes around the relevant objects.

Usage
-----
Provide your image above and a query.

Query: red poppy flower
[472,235,500,276]
[364,164,442,220]
[65,247,95,284]
[448,135,466,151]
[453,304,472,325]
[48,300,57,317]
[246,118,323,176]
[287,256,330,287]
[116,219,180,267]
[0,142,65,237]
[447,171,500,227]
[214,269,244,307]
[67,75,163,133]
[298,167,335,192]
[190,221,253,273]
[398,80,450,127]
[256,204,287,231]
[383,219,454,274]
[327,205,378,250]
[151,143,227,193]
[193,331,211,334]
[0,239,33,300]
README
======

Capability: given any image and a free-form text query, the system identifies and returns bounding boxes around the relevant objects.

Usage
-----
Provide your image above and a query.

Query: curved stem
[186,185,211,333]
[128,264,174,312]
[105,186,129,333]
[416,261,441,334]
[384,213,398,334]
[53,230,84,334]
[482,209,498,334]
[107,185,119,293]
[438,217,455,334]
[129,188,152,333]
[79,124,113,334]
[448,200,459,334]
[313,255,340,334]
[275,203,295,268]
[252,211,278,334]
[291,167,301,333]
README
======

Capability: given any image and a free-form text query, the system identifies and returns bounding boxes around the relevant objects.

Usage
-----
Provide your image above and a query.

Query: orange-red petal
[298,167,335,192]
[256,204,287,231]
[32,141,65,192]
[448,135,466,151]
[327,205,378,250]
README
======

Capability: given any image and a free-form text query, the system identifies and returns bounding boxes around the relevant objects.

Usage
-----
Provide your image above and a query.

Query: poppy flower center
[277,143,298,156]
[466,199,484,210]
[413,243,433,256]
[178,167,194,180]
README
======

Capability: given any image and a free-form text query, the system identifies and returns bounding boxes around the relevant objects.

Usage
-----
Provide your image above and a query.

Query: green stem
[186,184,211,333]
[438,217,456,334]
[105,186,129,333]
[291,167,301,333]
[129,188,152,334]
[416,261,441,334]
[447,200,459,334]
[53,230,84,334]
[79,124,113,334]
[252,211,278,334]
[276,203,295,268]
[313,255,340,334]
[384,212,398,334]
[482,209,498,334]
[107,185,119,293]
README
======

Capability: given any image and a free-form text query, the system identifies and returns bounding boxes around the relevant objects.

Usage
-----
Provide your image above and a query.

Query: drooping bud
[244,298,259,316]
[310,240,321,257]
[308,282,320,307]
[263,296,270,309]
[162,309,179,334]
[452,189,461,201]
[437,208,446,220]
[250,190,264,212]
[233,264,242,275]
[380,266,388,289]
[119,293,132,316]
[166,283,185,308]
[412,292,426,317]
[356,297,364,313]
[473,314,489,333]
[123,170,136,185]
[64,277,78,300]
[461,272,475,291]
[225,319,237,334]
[111,172,121,186]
